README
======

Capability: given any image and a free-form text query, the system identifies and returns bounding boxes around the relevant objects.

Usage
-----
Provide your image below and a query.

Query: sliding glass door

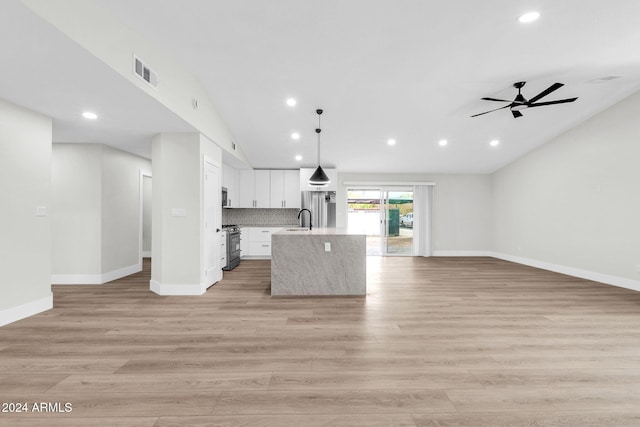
[347,187,414,256]
[383,189,414,255]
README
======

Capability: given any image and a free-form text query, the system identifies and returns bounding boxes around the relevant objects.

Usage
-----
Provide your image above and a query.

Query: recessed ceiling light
[82,111,98,120]
[490,139,500,147]
[286,98,297,107]
[438,139,448,147]
[387,139,397,146]
[291,132,300,140]
[295,155,302,161]
[518,11,540,23]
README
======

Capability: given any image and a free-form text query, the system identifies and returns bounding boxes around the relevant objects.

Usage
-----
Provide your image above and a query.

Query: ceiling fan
[471,81,578,118]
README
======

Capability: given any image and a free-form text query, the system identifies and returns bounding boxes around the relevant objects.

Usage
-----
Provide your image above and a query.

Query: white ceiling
[0,0,195,159]
[3,0,640,173]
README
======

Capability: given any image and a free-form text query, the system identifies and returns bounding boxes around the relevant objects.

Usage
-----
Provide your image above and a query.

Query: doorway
[139,171,152,268]
[347,187,414,256]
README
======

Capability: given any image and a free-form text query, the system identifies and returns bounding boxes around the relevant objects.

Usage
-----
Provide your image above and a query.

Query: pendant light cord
[316,109,323,166]
[317,114,321,165]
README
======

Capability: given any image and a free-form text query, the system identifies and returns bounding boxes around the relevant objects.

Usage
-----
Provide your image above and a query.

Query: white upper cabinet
[239,169,255,208]
[270,170,300,208]
[283,170,300,208]
[239,169,271,208]
[254,170,271,208]
[270,170,285,208]
[240,169,301,208]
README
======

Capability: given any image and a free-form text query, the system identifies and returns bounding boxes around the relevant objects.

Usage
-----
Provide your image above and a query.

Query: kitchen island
[271,228,366,296]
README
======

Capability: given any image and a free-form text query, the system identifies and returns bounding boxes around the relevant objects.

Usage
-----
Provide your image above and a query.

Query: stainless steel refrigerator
[300,191,336,229]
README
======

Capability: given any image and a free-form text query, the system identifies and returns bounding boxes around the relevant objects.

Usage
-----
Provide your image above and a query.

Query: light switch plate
[35,206,47,217]
[171,208,187,217]
[325,242,331,252]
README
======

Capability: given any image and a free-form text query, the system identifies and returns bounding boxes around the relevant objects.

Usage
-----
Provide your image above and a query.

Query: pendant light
[309,108,331,186]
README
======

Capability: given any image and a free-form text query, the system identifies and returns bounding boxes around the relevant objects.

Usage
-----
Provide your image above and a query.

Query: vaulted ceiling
[2,0,640,173]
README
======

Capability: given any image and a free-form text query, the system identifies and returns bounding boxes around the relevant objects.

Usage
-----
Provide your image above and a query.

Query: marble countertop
[274,227,364,236]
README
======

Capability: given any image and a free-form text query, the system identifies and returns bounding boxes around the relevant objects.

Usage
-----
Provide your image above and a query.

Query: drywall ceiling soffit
[0,0,197,159]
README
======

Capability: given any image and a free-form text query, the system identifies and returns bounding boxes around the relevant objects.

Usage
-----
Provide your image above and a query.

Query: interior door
[204,160,221,286]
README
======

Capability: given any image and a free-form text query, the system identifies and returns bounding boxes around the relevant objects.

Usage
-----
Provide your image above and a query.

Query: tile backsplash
[222,208,300,226]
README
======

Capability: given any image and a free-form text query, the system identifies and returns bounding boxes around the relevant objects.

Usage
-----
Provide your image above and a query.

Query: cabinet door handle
[262,244,269,247]
[261,230,269,233]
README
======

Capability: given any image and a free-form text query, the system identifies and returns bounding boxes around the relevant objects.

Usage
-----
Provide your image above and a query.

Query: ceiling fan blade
[512,110,523,118]
[527,97,578,108]
[470,104,512,117]
[481,97,512,102]
[528,82,564,103]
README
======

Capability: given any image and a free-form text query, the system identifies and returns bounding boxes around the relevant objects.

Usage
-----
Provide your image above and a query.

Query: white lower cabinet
[240,227,248,258]
[220,230,227,269]
[249,241,272,257]
[241,227,283,258]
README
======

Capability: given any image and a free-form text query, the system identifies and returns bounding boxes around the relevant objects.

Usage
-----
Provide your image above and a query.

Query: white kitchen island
[271,228,366,296]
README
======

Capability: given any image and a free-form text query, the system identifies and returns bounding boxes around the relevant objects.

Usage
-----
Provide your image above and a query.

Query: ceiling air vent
[133,55,157,88]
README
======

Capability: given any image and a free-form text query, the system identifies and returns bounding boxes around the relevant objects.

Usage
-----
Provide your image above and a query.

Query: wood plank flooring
[2,257,640,426]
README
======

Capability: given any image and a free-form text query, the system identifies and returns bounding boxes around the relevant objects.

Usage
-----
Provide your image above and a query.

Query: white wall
[51,143,151,284]
[151,133,201,288]
[491,89,640,289]
[51,144,102,276]
[101,145,152,274]
[151,132,222,295]
[337,173,492,254]
[0,98,52,325]
[142,175,152,254]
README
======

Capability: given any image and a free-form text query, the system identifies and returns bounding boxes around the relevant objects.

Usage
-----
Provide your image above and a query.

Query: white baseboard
[489,252,640,293]
[101,263,142,284]
[142,251,152,258]
[150,280,207,296]
[432,250,491,257]
[0,294,53,327]
[52,263,141,285]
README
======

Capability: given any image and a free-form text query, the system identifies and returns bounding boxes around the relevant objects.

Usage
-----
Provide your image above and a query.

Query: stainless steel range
[222,224,241,271]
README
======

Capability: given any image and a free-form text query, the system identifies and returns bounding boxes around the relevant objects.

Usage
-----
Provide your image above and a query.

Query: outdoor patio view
[347,189,414,255]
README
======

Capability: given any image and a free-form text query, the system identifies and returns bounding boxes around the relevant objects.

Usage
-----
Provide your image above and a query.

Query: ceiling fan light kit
[309,108,331,187]
[472,81,578,119]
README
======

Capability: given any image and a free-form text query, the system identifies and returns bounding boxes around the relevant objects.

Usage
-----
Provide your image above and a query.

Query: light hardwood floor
[2,257,640,426]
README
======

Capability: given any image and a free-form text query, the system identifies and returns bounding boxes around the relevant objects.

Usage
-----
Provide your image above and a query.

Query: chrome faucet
[297,209,312,230]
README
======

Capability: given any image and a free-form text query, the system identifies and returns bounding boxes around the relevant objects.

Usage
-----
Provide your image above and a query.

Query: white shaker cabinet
[270,170,300,209]
[239,169,271,208]
[242,227,284,258]
[240,227,248,258]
